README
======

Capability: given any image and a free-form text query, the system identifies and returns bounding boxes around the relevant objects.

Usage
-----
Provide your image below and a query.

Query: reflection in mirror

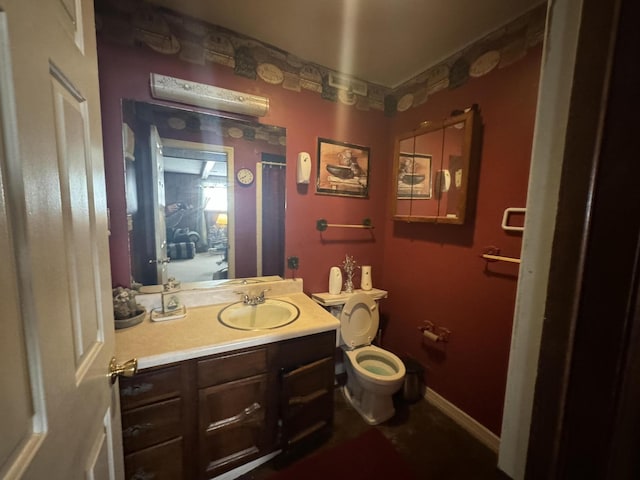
[392,107,479,224]
[122,100,286,287]
[412,129,443,218]
[442,122,465,217]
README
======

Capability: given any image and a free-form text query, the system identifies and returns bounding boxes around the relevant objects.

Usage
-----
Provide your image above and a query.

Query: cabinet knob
[122,422,153,438]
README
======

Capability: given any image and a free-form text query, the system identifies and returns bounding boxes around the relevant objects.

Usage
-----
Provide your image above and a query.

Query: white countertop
[115,291,340,370]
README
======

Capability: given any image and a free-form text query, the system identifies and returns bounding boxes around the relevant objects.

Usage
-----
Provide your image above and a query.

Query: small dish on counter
[114,308,146,330]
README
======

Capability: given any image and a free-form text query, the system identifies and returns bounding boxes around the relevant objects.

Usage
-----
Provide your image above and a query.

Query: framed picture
[316,138,370,198]
[396,153,432,199]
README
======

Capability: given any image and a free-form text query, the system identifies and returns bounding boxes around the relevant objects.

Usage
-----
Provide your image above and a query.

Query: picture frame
[396,153,432,199]
[316,138,370,198]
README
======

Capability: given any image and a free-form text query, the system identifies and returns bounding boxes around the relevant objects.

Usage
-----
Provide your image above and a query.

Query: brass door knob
[108,357,138,385]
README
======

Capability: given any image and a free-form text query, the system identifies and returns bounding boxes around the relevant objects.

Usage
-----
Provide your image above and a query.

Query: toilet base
[342,385,396,425]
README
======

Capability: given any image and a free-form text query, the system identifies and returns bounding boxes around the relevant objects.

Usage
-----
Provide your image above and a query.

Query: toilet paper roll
[422,330,440,342]
[329,266,342,295]
[361,265,372,291]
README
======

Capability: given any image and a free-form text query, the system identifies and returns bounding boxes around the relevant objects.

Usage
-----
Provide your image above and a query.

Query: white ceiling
[147,0,544,88]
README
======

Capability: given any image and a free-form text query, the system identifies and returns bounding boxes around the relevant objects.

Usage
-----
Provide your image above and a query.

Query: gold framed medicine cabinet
[392,107,480,224]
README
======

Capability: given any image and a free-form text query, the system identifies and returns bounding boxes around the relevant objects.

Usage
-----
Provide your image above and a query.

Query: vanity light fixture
[150,73,270,117]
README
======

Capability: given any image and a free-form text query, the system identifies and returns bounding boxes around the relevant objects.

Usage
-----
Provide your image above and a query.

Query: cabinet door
[199,374,268,478]
[281,356,334,447]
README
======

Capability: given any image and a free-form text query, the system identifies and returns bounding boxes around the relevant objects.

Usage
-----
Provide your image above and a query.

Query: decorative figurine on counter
[150,277,187,322]
[112,287,142,320]
[342,254,358,294]
[112,286,145,329]
[162,277,183,313]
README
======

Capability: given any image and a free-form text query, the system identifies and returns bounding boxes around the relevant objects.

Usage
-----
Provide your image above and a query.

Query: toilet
[338,293,406,425]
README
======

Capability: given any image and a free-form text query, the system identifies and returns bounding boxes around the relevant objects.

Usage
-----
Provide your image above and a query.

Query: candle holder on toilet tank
[341,254,358,293]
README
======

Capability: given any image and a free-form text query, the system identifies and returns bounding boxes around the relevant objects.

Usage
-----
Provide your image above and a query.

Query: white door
[0,1,124,479]
[150,125,169,285]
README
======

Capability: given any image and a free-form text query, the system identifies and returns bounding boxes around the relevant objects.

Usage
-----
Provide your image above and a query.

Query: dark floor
[239,383,505,480]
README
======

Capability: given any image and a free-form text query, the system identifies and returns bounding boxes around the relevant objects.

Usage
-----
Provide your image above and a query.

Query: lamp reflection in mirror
[216,213,228,226]
[213,213,228,242]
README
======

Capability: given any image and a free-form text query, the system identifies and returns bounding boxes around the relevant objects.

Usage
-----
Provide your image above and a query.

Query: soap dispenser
[329,267,342,295]
[162,277,182,313]
[361,265,372,291]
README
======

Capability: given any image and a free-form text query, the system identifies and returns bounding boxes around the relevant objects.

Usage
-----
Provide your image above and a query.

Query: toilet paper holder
[419,321,450,343]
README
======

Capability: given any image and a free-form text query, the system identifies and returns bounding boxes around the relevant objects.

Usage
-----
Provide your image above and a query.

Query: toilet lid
[340,293,379,348]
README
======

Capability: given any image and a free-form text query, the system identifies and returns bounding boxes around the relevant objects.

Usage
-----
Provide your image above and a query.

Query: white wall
[498,0,584,477]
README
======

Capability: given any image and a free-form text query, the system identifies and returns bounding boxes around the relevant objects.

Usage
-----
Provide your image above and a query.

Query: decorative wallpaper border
[95,0,546,116]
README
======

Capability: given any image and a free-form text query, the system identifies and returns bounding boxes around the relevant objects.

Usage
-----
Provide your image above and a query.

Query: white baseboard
[424,388,500,453]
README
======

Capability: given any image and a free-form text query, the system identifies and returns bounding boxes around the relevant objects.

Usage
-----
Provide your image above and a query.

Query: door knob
[108,357,138,385]
[149,258,170,265]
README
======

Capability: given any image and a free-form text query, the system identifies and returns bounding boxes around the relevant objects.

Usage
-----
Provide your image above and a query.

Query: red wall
[97,40,391,292]
[381,46,542,434]
[98,35,542,435]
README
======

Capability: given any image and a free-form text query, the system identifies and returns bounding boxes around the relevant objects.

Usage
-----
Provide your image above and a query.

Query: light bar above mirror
[150,73,270,117]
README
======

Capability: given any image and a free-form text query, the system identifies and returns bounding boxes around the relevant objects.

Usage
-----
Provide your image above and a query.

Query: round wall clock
[236,167,254,185]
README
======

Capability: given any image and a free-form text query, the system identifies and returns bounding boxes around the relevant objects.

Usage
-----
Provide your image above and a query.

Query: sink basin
[218,299,300,330]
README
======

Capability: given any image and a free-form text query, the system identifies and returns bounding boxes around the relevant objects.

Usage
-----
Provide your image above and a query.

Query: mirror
[392,107,480,224]
[122,100,286,287]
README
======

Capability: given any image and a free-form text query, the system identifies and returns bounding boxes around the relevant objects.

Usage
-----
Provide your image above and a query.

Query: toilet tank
[311,288,388,347]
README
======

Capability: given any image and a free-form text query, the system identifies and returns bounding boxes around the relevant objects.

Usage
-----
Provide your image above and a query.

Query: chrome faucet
[236,288,270,306]
[235,292,251,304]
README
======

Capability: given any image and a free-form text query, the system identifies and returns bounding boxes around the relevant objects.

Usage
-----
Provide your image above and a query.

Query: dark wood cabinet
[275,333,335,449]
[119,361,196,480]
[281,357,334,446]
[197,347,271,478]
[119,330,335,479]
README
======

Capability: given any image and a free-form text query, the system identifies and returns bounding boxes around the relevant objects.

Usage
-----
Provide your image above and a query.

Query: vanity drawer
[275,331,336,370]
[281,356,334,404]
[122,397,182,454]
[124,436,183,480]
[120,365,183,410]
[197,347,267,388]
[283,394,333,447]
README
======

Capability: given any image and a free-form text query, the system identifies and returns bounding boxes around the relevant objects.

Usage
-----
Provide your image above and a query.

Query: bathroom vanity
[115,280,339,480]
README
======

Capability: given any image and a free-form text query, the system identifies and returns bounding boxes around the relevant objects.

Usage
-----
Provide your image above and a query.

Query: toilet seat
[340,293,379,349]
[344,346,405,384]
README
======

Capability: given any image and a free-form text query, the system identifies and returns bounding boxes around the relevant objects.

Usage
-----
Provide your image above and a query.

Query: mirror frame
[391,107,480,224]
